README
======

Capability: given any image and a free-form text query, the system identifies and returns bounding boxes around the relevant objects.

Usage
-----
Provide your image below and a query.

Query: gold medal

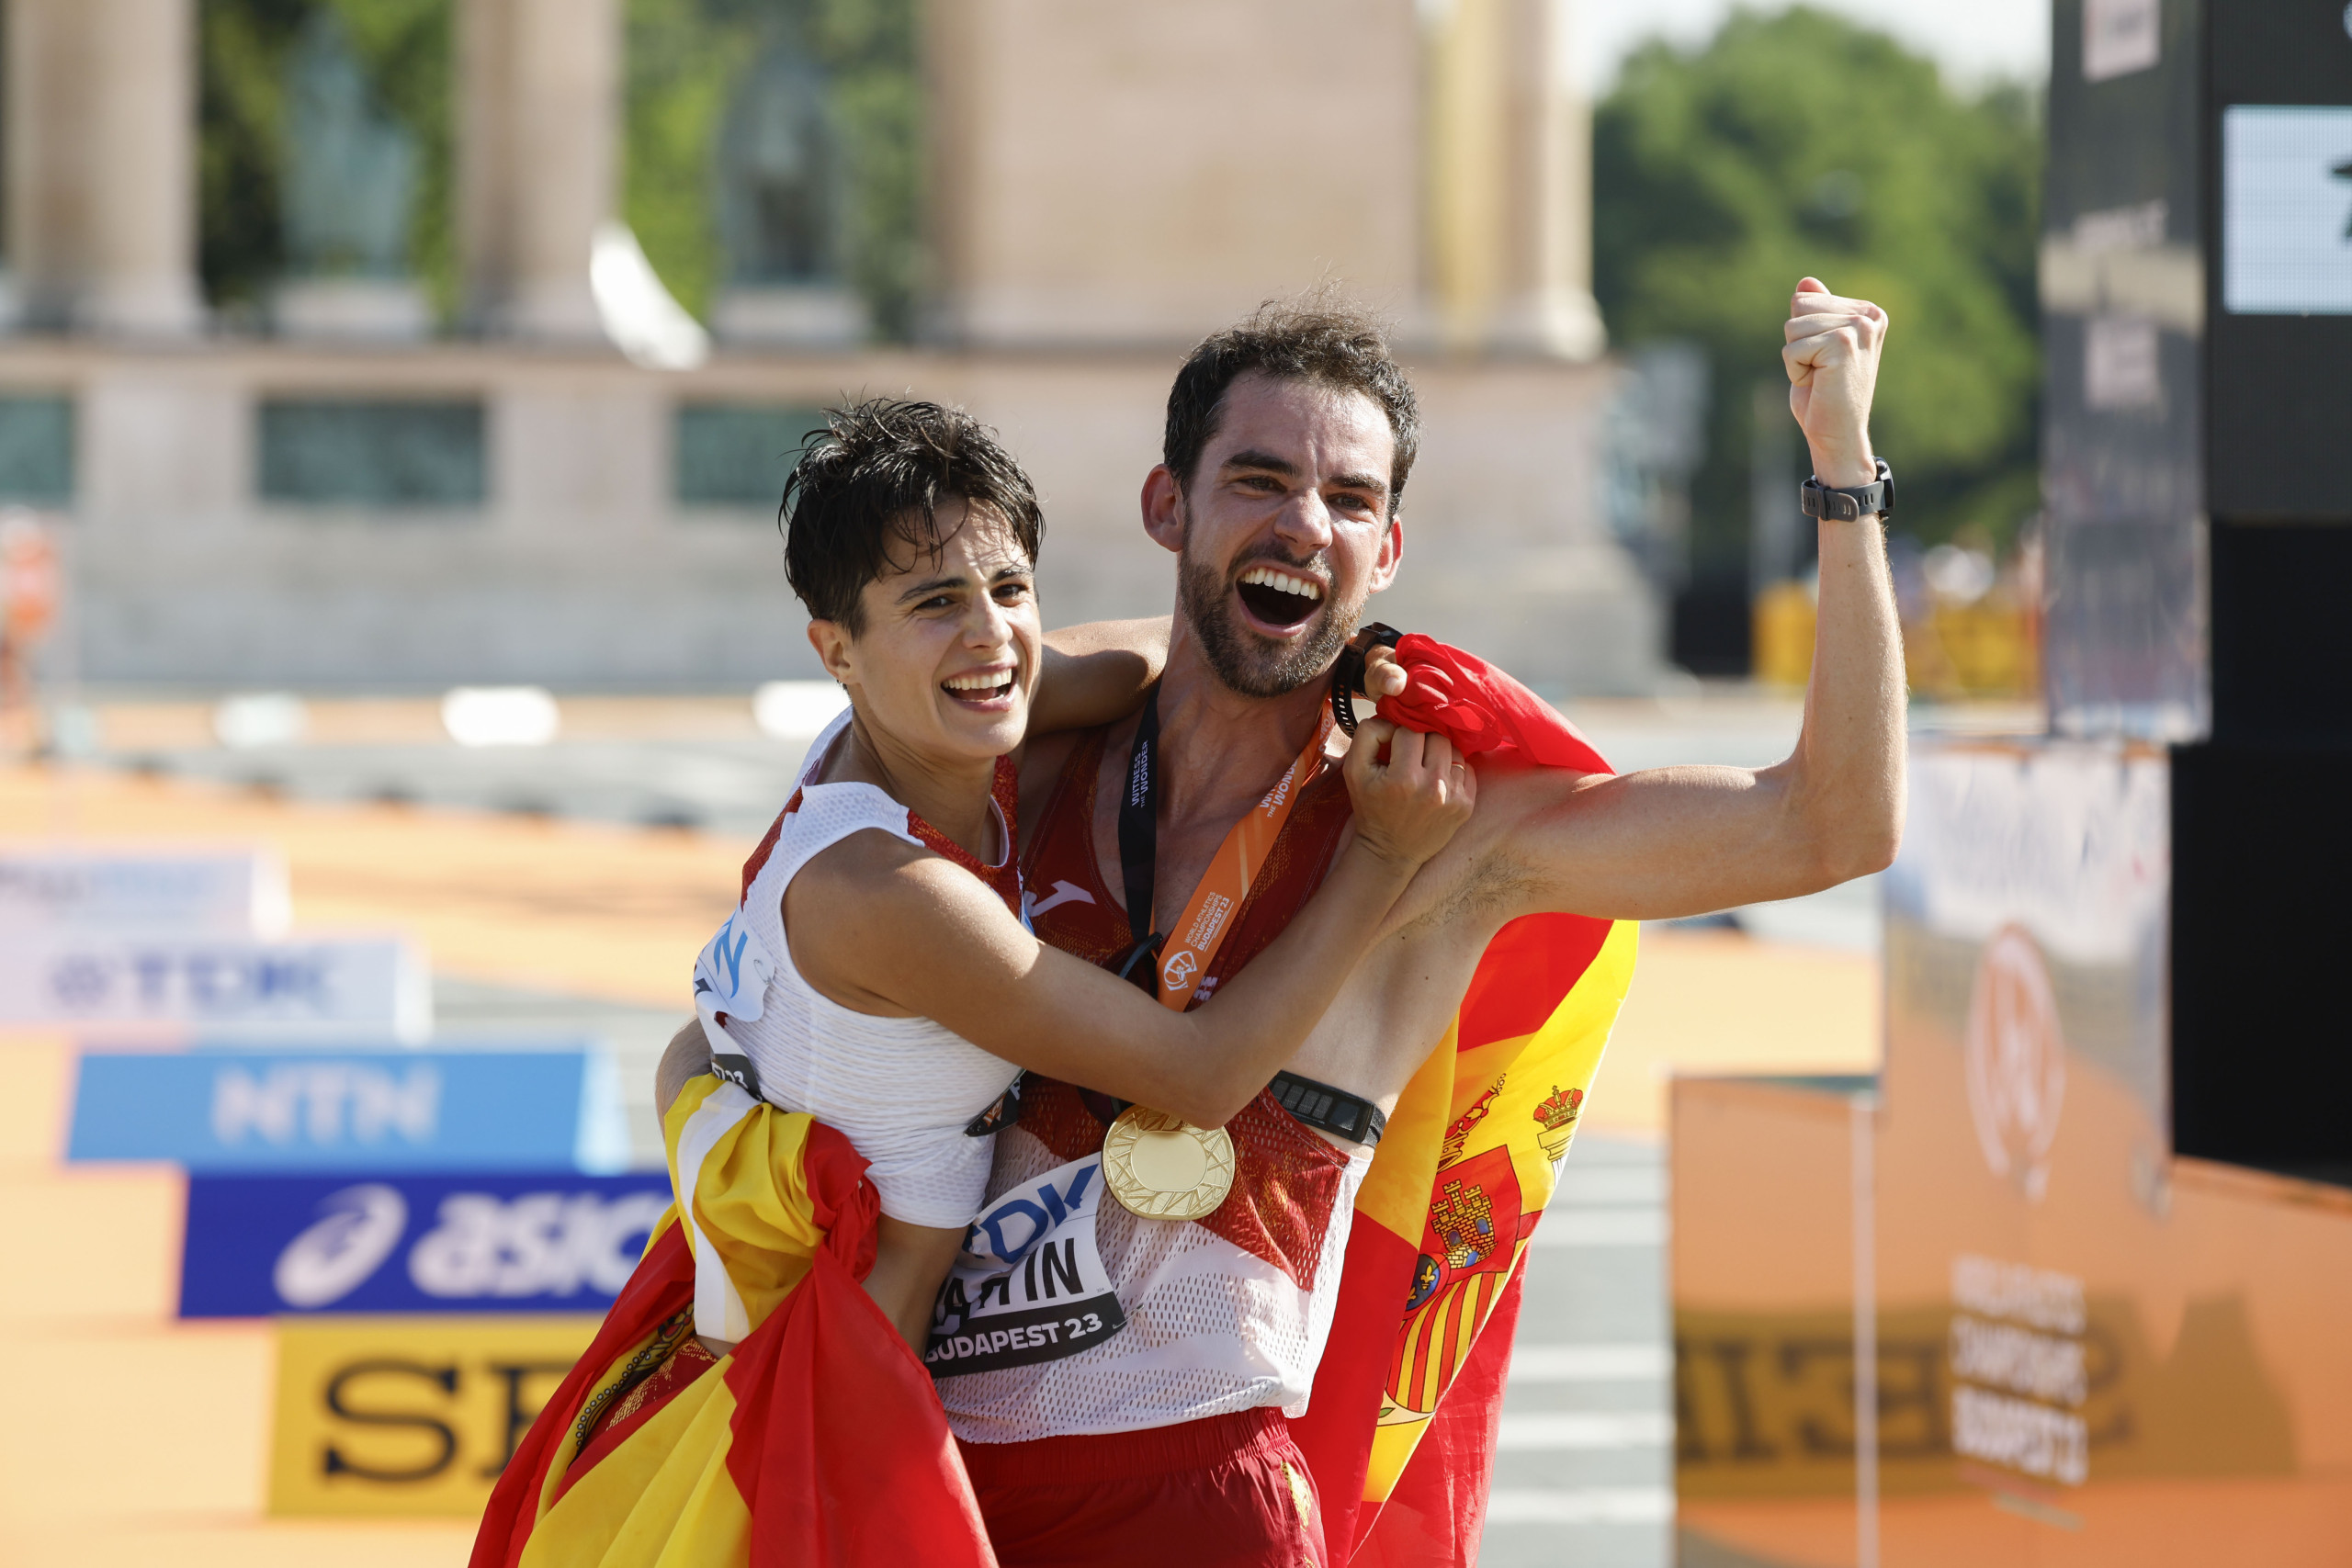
[1102,1106,1236,1221]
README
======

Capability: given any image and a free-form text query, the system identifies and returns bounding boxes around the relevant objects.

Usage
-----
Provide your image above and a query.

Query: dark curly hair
[1162,296,1420,516]
[780,398,1044,633]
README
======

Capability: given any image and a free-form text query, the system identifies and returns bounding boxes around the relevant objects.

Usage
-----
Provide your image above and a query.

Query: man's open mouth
[1234,566,1326,631]
[943,668,1017,704]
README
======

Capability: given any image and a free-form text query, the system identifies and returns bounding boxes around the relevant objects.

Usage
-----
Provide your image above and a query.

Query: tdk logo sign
[0,934,427,1035]
[180,1173,672,1317]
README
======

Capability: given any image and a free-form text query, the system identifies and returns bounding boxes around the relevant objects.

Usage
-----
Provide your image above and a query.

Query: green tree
[1594,6,2041,587]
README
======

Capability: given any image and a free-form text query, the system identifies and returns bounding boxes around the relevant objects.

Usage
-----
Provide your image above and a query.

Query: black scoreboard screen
[2206,4,2352,520]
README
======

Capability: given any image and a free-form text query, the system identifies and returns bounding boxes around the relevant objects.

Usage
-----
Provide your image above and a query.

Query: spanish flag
[1290,636,1638,1562]
[470,1077,996,1568]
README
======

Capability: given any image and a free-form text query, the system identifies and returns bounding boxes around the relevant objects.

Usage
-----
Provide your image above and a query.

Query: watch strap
[1800,459,1894,522]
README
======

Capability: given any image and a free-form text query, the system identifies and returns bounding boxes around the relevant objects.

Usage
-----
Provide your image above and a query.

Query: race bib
[693,909,775,1025]
[926,1155,1125,1378]
[693,909,778,1099]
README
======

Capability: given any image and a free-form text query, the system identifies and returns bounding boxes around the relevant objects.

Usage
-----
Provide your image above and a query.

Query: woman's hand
[1340,715,1476,872]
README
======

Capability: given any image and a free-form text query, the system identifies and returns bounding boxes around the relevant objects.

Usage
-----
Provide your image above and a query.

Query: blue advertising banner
[66,1047,629,1172]
[180,1171,672,1316]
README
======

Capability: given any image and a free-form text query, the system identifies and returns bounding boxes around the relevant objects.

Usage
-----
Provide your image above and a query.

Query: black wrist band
[1800,458,1895,522]
[1269,1070,1386,1145]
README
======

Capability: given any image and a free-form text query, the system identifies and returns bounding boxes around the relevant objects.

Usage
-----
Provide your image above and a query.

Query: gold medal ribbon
[1102,693,1333,1219]
[1143,708,1334,1011]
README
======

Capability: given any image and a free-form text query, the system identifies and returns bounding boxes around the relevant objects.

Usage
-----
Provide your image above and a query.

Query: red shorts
[956,1407,1328,1568]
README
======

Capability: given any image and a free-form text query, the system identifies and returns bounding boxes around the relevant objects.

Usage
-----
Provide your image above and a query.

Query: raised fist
[1782,277,1887,491]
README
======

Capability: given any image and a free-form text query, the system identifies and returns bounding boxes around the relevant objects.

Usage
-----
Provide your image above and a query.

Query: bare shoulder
[1375,758,1607,936]
[786,829,1012,1013]
[788,829,1000,938]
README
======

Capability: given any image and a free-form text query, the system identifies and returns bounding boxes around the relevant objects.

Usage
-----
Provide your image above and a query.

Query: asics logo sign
[179,1172,673,1318]
[404,1190,669,1301]
[273,1183,408,1307]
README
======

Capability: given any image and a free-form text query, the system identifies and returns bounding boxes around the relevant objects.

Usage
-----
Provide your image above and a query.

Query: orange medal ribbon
[1134,702,1334,1011]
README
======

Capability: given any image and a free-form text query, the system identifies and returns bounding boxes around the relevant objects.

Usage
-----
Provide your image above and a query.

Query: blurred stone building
[0,0,1657,694]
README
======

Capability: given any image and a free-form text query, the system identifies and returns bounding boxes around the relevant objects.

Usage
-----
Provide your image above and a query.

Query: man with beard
[666,278,1900,1564]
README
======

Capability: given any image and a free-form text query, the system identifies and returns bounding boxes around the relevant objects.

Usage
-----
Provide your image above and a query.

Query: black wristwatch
[1800,459,1894,522]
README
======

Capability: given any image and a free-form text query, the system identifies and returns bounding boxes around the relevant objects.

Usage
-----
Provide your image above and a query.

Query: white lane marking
[1531,1208,1667,1247]
[1508,1343,1671,1382]
[1496,1411,1674,1450]
[1550,1168,1667,1205]
[1485,1487,1677,1524]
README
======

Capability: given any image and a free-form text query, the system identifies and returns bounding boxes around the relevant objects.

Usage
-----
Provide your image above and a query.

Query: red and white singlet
[933,725,1371,1444]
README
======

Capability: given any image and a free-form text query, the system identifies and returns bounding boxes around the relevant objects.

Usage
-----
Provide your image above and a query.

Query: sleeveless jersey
[935,724,1373,1443]
[691,709,1024,1231]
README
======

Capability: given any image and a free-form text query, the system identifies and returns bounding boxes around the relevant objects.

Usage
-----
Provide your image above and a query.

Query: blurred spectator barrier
[2,934,429,1035]
[442,685,560,747]
[268,1315,599,1517]
[213,692,311,750]
[66,1045,628,1172]
[0,847,289,935]
[1750,581,1816,691]
[180,1172,671,1317]
[752,677,849,739]
[1752,546,2041,701]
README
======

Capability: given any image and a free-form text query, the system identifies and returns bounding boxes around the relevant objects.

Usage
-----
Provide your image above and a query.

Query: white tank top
[690,711,1024,1229]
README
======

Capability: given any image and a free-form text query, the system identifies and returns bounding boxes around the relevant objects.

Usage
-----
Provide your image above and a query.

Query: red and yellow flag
[1290,637,1638,1562]
[471,1077,997,1568]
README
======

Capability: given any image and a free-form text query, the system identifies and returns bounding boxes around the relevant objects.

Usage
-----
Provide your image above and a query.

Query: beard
[1176,538,1361,700]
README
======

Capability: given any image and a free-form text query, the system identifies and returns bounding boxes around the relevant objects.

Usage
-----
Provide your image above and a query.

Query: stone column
[1422,0,1507,351]
[925,0,1420,349]
[6,0,205,336]
[458,0,620,339]
[1488,0,1604,360]
[1422,0,1602,360]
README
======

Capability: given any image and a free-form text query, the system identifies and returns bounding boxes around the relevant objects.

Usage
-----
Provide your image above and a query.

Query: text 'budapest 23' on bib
[926,1154,1125,1377]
